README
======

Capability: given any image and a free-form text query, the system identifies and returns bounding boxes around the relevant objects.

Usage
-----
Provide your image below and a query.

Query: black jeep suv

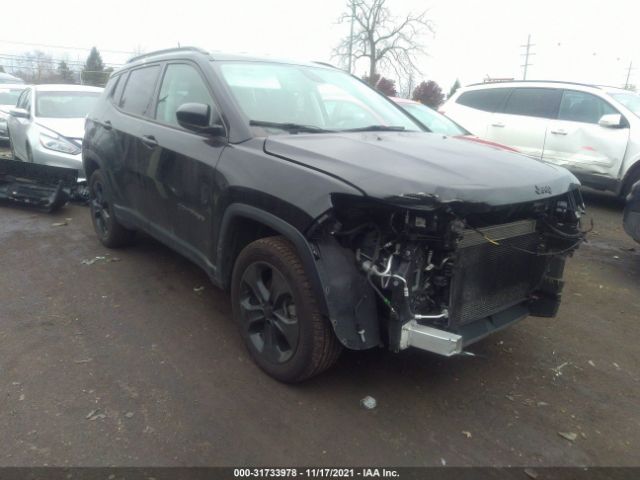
[83,47,584,382]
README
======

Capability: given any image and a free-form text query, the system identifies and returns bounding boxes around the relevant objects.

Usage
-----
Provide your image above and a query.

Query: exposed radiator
[447,220,549,328]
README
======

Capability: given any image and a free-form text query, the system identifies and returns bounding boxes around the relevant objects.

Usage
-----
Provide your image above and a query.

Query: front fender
[216,204,380,350]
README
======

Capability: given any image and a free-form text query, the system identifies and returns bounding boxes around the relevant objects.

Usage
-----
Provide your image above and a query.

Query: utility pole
[347,1,355,74]
[625,60,634,89]
[520,34,535,80]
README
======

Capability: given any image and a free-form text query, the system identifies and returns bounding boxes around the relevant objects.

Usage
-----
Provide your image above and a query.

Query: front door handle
[141,135,158,148]
[491,122,505,128]
[551,129,567,135]
[102,120,112,131]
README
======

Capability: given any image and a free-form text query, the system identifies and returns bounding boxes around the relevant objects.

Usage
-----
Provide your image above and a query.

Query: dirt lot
[1,146,639,467]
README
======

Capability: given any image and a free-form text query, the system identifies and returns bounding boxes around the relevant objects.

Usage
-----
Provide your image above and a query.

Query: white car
[442,81,640,197]
[0,83,28,141]
[7,84,103,180]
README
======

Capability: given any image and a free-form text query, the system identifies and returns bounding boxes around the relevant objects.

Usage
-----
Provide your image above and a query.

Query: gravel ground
[0,145,638,467]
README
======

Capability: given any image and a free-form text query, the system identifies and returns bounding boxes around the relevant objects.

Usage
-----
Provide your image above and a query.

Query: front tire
[231,236,342,382]
[89,169,135,248]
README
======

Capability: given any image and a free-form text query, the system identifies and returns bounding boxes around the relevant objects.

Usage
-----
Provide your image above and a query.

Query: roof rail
[127,46,209,64]
[466,79,602,89]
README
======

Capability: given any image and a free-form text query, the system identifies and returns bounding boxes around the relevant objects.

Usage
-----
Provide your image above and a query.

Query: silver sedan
[7,84,103,181]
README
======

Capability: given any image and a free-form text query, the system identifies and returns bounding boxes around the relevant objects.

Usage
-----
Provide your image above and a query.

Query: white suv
[442,81,640,197]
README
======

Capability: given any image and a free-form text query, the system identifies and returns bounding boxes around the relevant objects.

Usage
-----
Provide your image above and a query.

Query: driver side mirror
[598,113,622,128]
[176,103,225,136]
[10,108,30,119]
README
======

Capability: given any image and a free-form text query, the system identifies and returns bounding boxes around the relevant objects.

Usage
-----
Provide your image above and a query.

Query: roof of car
[31,84,103,93]
[125,46,336,70]
[463,80,604,91]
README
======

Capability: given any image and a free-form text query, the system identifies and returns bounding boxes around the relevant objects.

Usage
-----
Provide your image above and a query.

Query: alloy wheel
[91,180,111,237]
[239,261,299,364]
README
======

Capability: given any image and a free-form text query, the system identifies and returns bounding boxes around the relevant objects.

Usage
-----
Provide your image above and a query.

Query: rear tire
[231,236,342,382]
[89,169,135,248]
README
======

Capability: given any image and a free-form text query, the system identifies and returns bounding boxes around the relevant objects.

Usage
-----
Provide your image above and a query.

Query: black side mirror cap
[176,103,225,136]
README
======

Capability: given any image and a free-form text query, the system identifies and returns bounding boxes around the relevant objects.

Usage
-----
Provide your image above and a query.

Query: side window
[119,65,160,117]
[456,88,511,112]
[558,90,618,124]
[23,90,32,113]
[109,74,127,105]
[16,89,28,108]
[155,63,216,127]
[503,88,562,119]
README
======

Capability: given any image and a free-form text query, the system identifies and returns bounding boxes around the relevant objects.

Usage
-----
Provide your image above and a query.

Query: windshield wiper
[340,125,407,132]
[249,120,334,134]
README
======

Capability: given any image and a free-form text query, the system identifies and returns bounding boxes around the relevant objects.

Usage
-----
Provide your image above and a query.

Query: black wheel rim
[239,261,299,364]
[90,180,111,237]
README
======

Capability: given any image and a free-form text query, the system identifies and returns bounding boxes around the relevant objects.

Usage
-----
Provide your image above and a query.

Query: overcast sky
[3,0,639,92]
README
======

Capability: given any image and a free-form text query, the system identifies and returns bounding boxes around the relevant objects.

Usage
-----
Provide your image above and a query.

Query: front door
[542,90,629,180]
[144,62,226,262]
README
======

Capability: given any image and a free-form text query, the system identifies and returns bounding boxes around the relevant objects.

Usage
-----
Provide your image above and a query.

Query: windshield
[400,103,467,136]
[610,92,640,117]
[217,62,420,133]
[0,88,25,106]
[36,91,100,118]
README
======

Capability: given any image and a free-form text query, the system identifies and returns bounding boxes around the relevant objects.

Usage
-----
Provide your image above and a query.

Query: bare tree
[334,0,433,84]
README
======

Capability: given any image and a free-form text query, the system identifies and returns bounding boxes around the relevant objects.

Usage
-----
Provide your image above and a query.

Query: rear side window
[456,88,511,112]
[119,65,160,117]
[110,73,127,105]
[558,90,618,124]
[503,88,562,119]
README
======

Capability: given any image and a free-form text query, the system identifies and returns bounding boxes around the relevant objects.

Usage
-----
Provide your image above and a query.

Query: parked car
[623,180,640,243]
[7,84,103,180]
[0,72,24,84]
[84,47,584,382]
[442,81,640,198]
[392,96,518,151]
[0,83,27,141]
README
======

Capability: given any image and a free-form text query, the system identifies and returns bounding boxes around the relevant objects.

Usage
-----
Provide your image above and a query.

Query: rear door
[542,90,629,179]
[113,64,163,225]
[486,88,562,159]
[447,87,511,136]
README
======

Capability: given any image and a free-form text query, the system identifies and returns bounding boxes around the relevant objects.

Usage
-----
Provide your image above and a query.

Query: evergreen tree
[82,47,106,86]
[57,60,75,83]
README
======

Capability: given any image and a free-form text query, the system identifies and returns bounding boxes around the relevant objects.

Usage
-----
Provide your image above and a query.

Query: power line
[0,39,134,55]
[0,54,123,69]
[520,34,535,80]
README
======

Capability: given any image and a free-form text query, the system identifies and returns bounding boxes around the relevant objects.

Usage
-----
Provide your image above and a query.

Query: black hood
[264,132,580,207]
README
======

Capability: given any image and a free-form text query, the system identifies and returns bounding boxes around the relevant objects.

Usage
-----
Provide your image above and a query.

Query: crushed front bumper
[0,159,78,212]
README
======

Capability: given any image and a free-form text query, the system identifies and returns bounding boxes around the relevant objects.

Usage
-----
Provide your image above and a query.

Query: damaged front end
[309,188,585,356]
[0,159,78,212]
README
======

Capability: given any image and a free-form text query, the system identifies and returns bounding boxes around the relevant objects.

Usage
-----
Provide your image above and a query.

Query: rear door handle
[103,120,112,131]
[551,129,567,135]
[491,122,505,128]
[141,135,158,148]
